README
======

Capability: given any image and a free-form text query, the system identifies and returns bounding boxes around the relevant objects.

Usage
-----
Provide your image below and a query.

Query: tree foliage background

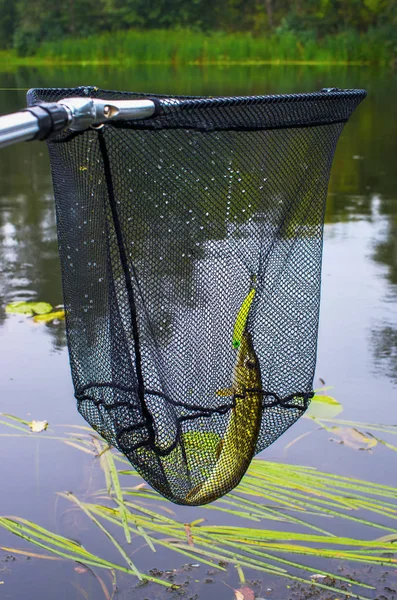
[1,0,396,56]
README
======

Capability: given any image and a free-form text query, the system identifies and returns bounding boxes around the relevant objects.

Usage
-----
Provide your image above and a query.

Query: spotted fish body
[185,331,262,505]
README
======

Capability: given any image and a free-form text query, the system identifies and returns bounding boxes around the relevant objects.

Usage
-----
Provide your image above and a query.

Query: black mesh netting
[28,86,365,505]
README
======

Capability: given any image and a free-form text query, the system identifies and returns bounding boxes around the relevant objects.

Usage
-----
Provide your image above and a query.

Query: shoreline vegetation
[0,28,395,67]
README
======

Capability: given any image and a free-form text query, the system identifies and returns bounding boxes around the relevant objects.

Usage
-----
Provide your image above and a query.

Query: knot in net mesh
[28,87,365,505]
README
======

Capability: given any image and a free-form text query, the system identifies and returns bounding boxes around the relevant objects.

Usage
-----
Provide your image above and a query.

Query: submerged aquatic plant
[291,390,397,453]
[0,413,396,599]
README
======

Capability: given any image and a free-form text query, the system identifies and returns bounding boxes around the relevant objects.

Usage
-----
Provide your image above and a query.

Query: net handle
[0,97,157,148]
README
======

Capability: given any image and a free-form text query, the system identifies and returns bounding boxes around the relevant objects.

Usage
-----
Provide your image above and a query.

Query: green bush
[13,27,40,57]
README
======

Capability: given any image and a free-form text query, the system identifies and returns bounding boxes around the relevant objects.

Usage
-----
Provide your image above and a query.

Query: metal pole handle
[0,97,159,149]
[0,111,41,149]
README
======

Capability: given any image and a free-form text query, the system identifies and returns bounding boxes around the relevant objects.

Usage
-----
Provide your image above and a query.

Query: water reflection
[371,196,397,383]
[374,197,397,287]
[0,153,63,343]
[371,325,397,382]
[325,192,373,222]
[0,64,396,375]
[0,63,397,600]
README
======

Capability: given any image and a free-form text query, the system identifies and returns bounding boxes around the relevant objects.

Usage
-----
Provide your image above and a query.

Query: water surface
[0,64,396,599]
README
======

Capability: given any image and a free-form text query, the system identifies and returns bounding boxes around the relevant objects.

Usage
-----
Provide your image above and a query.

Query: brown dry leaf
[238,587,255,600]
[184,524,194,547]
[134,483,146,490]
[74,566,88,574]
[29,420,48,433]
[234,588,255,600]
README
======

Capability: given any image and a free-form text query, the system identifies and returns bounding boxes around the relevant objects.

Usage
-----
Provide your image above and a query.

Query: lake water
[0,65,396,600]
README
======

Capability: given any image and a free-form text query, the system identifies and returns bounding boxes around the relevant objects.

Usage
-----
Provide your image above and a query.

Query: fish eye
[245,359,256,369]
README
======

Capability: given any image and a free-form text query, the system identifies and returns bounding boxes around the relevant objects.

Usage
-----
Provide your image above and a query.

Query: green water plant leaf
[0,516,172,587]
[33,310,65,323]
[5,302,35,315]
[305,394,343,419]
[29,302,53,314]
[5,301,53,316]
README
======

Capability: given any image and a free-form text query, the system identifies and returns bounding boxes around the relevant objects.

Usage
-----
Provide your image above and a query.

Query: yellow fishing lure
[232,287,256,348]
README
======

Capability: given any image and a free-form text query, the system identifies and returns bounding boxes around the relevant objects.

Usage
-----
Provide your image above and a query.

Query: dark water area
[0,65,396,599]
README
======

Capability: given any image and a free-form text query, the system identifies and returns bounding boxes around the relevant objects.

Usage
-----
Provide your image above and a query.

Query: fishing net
[28,86,365,505]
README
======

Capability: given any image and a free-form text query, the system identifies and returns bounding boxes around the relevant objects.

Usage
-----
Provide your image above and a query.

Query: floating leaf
[33,310,65,323]
[305,395,343,419]
[29,302,54,315]
[5,301,53,316]
[29,420,48,433]
[329,427,378,450]
[6,302,35,315]
[236,587,255,600]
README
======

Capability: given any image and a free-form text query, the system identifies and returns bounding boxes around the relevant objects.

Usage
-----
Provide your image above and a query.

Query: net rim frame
[27,87,367,134]
[28,85,367,105]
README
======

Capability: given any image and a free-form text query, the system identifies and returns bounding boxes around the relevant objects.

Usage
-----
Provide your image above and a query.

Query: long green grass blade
[136,526,156,552]
[0,516,173,586]
[62,494,138,575]
[92,438,112,494]
[0,419,31,433]
[0,413,31,426]
[102,452,131,543]
[226,543,375,588]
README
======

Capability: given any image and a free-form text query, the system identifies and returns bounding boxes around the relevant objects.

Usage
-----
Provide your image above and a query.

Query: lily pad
[305,394,343,419]
[33,310,65,323]
[5,301,53,316]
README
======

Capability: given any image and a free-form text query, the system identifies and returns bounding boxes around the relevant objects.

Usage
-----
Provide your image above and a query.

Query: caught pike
[185,330,262,505]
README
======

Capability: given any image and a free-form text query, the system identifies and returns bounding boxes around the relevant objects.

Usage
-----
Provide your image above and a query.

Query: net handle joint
[0,97,158,148]
[59,97,157,131]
